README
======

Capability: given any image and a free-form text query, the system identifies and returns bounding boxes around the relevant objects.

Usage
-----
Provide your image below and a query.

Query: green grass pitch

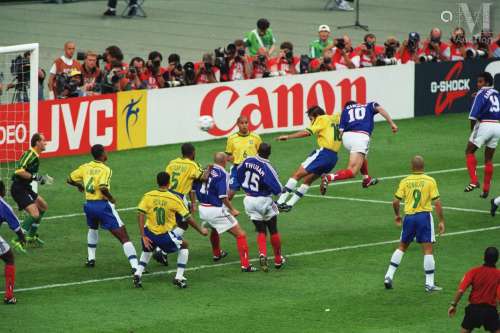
[1,113,498,333]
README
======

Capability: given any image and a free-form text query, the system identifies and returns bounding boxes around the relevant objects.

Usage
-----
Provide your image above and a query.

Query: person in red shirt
[81,51,103,96]
[444,27,470,61]
[269,41,300,76]
[309,48,336,72]
[332,35,360,69]
[448,247,500,333]
[195,53,220,84]
[397,32,422,64]
[144,51,167,89]
[250,47,271,79]
[228,39,251,81]
[421,28,450,62]
[355,33,384,67]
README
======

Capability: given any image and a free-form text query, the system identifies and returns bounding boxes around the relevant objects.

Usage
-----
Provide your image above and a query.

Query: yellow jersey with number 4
[137,189,190,235]
[306,114,342,152]
[225,132,262,165]
[395,173,440,215]
[166,158,203,196]
[69,161,112,201]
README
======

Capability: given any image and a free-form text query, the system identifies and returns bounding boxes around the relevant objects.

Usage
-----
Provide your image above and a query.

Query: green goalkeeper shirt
[245,28,276,56]
[309,38,333,59]
[12,148,40,185]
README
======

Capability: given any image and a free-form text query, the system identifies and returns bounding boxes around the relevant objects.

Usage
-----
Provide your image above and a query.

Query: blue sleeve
[469,93,485,120]
[216,174,228,198]
[0,202,21,232]
[339,109,349,131]
[265,165,283,195]
[369,102,380,115]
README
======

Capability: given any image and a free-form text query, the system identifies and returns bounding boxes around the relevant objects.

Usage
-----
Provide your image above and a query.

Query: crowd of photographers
[4,18,500,101]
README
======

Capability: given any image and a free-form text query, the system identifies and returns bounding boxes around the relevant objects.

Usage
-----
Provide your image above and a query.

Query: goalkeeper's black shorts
[10,181,38,210]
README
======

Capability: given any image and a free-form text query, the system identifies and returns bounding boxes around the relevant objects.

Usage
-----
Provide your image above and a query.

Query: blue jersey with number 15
[339,102,379,135]
[469,87,500,121]
[236,156,282,197]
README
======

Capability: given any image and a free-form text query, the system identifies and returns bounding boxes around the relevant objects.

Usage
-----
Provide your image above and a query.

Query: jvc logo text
[430,79,470,93]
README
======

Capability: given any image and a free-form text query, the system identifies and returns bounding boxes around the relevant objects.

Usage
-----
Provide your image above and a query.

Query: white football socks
[277,178,298,204]
[136,251,152,277]
[176,249,189,280]
[287,184,310,206]
[123,241,138,270]
[424,254,435,286]
[87,229,98,261]
[385,249,404,280]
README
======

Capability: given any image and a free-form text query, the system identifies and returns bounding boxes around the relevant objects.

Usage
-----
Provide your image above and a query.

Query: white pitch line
[305,194,491,214]
[7,224,500,295]
[40,164,493,222]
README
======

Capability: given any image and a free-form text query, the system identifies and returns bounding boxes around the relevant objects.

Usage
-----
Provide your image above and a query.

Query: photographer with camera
[144,51,167,89]
[310,48,335,72]
[420,28,449,62]
[444,27,470,61]
[244,18,276,56]
[250,47,271,79]
[465,30,493,60]
[48,41,82,100]
[375,37,400,66]
[228,39,251,81]
[195,53,220,84]
[355,33,384,67]
[55,69,84,99]
[103,45,127,71]
[163,53,185,87]
[81,51,103,96]
[398,32,422,64]
[309,25,333,59]
[269,42,300,76]
[332,35,360,69]
[122,57,147,91]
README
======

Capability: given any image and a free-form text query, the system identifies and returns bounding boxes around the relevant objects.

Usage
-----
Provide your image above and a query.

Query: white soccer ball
[199,115,215,132]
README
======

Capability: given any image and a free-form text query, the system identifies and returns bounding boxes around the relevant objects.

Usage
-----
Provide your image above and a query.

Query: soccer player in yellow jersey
[384,155,445,292]
[133,172,208,289]
[225,116,262,200]
[275,106,341,212]
[67,144,139,272]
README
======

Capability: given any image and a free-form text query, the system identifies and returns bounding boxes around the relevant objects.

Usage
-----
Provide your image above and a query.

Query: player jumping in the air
[0,180,26,304]
[195,152,257,272]
[320,101,398,195]
[464,72,500,198]
[67,144,139,272]
[276,106,341,212]
[236,143,286,271]
[383,155,445,292]
[133,172,208,289]
[11,133,52,248]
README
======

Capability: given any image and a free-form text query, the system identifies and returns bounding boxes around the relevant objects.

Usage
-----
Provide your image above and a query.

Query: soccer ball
[199,115,215,132]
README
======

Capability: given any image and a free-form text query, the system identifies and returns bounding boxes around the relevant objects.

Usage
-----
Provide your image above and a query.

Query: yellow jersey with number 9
[137,189,190,235]
[395,173,440,215]
[225,132,262,165]
[69,161,112,201]
[166,158,203,196]
[306,114,341,152]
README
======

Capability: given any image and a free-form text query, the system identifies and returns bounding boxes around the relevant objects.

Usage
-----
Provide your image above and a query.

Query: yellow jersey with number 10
[69,161,112,201]
[306,114,342,152]
[166,158,203,196]
[395,173,440,215]
[225,132,262,165]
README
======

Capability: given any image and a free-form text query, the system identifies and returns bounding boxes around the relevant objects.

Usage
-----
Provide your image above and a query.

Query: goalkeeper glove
[33,174,54,185]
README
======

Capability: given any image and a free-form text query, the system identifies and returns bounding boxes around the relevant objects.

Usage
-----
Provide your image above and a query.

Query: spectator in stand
[448,247,500,333]
[332,35,360,69]
[421,28,450,62]
[491,33,500,58]
[355,33,384,67]
[228,39,251,81]
[269,41,300,76]
[48,41,82,99]
[245,18,276,56]
[144,51,166,89]
[445,27,469,61]
[309,25,333,59]
[81,51,103,96]
[251,47,271,79]
[310,48,336,72]
[195,53,220,84]
[398,32,422,64]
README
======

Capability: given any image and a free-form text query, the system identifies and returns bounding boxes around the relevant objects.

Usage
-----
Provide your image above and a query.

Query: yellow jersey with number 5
[306,114,341,152]
[69,161,112,201]
[166,158,203,196]
[395,173,440,215]
[137,189,190,235]
[225,132,262,165]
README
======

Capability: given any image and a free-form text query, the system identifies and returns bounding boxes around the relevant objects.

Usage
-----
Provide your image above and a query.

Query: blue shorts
[142,227,182,253]
[301,148,338,175]
[400,212,435,244]
[84,200,124,231]
[229,165,240,191]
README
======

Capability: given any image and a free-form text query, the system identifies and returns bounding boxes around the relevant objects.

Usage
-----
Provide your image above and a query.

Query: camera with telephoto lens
[419,54,437,63]
[55,73,80,98]
[99,62,124,93]
[183,62,196,86]
[364,41,374,50]
[335,38,345,50]
[465,48,487,59]
[375,39,399,66]
[299,55,310,74]
[128,66,137,75]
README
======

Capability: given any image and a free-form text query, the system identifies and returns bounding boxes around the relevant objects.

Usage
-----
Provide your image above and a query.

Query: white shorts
[0,236,10,255]
[469,122,500,149]
[198,205,238,234]
[342,131,371,155]
[243,196,279,221]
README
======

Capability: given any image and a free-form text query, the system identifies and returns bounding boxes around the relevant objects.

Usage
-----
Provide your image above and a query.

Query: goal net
[0,43,39,202]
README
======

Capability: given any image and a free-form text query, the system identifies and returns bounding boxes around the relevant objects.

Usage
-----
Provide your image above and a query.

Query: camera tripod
[337,0,369,31]
[11,81,29,103]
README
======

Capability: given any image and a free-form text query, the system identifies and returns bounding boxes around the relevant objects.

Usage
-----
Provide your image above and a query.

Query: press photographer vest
[51,57,82,90]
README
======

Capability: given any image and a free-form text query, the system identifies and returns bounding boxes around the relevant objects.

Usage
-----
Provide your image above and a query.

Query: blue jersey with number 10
[469,87,500,121]
[193,165,228,207]
[236,156,282,197]
[339,102,380,135]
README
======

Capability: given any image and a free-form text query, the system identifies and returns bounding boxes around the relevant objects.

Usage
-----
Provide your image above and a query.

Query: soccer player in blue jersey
[0,180,26,304]
[67,145,139,272]
[320,101,398,195]
[236,143,285,271]
[194,152,257,272]
[464,72,500,198]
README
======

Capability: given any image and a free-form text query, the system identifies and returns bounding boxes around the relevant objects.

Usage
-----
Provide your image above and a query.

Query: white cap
[318,24,330,32]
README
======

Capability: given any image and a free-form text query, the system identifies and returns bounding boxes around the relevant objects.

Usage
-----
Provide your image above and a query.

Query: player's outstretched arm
[433,199,445,235]
[67,177,84,192]
[100,186,116,204]
[376,106,398,133]
[392,198,402,226]
[276,130,310,141]
[185,216,208,236]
